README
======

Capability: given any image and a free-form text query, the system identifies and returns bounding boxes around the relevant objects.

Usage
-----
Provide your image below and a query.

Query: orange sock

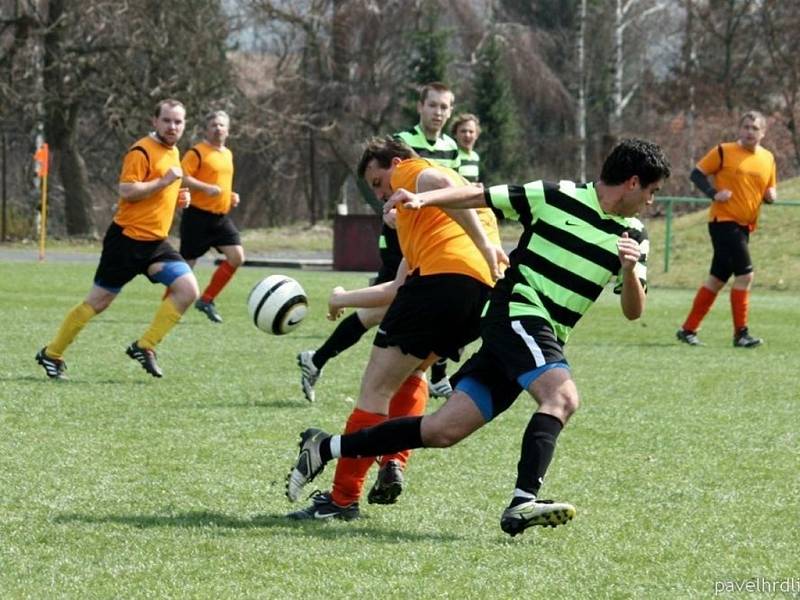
[201,261,236,303]
[730,288,750,332]
[682,286,718,332]
[381,373,429,469]
[331,408,387,507]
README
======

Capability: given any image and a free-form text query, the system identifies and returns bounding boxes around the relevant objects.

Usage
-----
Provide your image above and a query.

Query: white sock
[513,488,536,501]
[329,435,341,458]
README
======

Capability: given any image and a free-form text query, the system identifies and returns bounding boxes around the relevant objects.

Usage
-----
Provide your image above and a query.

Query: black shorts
[708,221,752,282]
[179,206,241,260]
[373,272,491,361]
[94,222,184,292]
[450,316,568,422]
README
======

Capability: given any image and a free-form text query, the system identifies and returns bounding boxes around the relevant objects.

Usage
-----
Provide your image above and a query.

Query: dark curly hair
[600,138,671,187]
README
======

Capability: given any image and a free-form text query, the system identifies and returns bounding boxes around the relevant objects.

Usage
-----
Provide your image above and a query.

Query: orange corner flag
[34,143,50,177]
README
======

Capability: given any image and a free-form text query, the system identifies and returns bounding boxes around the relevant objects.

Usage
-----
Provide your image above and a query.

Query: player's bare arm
[119,166,183,201]
[327,260,409,320]
[617,232,646,320]
[182,174,221,197]
[386,182,487,213]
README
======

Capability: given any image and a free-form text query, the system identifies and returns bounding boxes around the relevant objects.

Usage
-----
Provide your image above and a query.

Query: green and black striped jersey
[457,148,480,183]
[483,180,648,344]
[395,125,460,170]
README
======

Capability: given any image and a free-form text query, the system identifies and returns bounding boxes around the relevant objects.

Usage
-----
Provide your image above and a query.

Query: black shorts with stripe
[450,316,567,421]
[708,220,752,282]
[179,206,241,260]
[373,271,491,361]
[94,222,184,291]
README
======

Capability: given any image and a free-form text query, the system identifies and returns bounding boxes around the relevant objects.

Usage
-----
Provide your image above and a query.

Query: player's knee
[421,420,466,448]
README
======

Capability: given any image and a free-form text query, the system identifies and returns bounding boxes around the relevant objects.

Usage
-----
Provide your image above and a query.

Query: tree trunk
[575,0,587,181]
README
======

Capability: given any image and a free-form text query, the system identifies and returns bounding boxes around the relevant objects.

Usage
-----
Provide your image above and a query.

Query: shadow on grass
[53,510,464,543]
[0,375,149,385]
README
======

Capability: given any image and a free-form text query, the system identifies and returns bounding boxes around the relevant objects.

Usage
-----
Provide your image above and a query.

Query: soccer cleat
[428,377,453,398]
[286,428,330,502]
[733,327,763,348]
[297,350,321,402]
[367,460,405,505]
[286,490,360,521]
[500,498,576,537]
[195,298,223,323]
[35,347,67,380]
[125,342,163,378]
[676,328,702,346]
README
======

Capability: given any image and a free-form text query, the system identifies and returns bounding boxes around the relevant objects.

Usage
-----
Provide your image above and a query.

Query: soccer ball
[247,274,308,335]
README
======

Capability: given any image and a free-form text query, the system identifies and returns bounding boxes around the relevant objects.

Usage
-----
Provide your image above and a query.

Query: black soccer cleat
[286,490,360,521]
[676,329,702,346]
[195,298,223,323]
[500,498,576,537]
[733,327,763,348]
[285,428,329,502]
[35,347,67,380]
[367,460,405,505]
[125,341,163,378]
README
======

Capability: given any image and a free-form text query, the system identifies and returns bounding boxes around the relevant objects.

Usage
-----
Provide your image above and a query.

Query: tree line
[1,0,798,238]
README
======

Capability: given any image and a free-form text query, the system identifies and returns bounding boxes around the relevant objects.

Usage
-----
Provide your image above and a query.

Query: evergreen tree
[473,32,522,184]
[401,5,451,126]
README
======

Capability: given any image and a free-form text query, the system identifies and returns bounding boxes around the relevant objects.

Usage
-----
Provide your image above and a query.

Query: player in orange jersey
[286,136,507,520]
[35,99,198,380]
[677,110,777,348]
[179,110,243,324]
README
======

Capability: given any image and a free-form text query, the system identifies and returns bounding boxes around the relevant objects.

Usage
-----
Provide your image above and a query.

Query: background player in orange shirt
[285,136,507,521]
[35,99,199,380]
[677,110,777,348]
[179,110,243,324]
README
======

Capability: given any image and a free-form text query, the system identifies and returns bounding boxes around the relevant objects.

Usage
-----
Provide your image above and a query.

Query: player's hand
[207,184,222,197]
[231,191,240,207]
[383,208,397,229]
[617,231,640,270]
[714,189,732,203]
[163,166,182,185]
[177,187,191,209]
[327,286,346,321]
[481,243,510,282]
[385,188,422,212]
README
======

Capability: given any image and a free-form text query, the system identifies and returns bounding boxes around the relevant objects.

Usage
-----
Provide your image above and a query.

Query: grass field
[1,259,797,599]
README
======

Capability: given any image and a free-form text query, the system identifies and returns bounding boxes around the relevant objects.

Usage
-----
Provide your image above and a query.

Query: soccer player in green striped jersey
[283,139,671,536]
[451,113,481,184]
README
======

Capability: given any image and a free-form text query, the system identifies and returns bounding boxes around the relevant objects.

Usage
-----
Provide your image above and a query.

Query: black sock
[319,437,332,463]
[341,416,424,458]
[515,412,563,497]
[430,357,448,382]
[313,313,367,369]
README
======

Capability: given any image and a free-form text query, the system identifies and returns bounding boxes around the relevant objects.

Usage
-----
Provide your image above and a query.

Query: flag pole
[35,142,49,262]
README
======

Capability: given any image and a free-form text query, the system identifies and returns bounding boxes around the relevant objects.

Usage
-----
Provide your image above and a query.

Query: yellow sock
[46,302,97,359]
[138,297,182,350]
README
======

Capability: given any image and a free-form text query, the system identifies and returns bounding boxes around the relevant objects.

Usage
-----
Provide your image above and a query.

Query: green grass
[1,260,798,599]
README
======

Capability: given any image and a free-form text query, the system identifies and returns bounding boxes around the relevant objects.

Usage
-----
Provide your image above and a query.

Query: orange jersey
[390,157,499,286]
[114,135,182,241]
[697,142,776,230]
[181,142,234,214]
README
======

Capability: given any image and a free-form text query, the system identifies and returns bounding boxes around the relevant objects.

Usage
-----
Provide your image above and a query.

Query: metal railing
[653,196,800,272]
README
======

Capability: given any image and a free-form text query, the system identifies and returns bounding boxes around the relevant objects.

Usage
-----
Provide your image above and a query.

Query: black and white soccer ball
[247,274,308,335]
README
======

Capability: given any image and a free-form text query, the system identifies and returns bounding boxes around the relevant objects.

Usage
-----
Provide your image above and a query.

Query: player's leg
[36,285,116,380]
[728,226,761,347]
[500,366,578,533]
[298,304,386,402]
[127,259,198,378]
[677,222,730,345]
